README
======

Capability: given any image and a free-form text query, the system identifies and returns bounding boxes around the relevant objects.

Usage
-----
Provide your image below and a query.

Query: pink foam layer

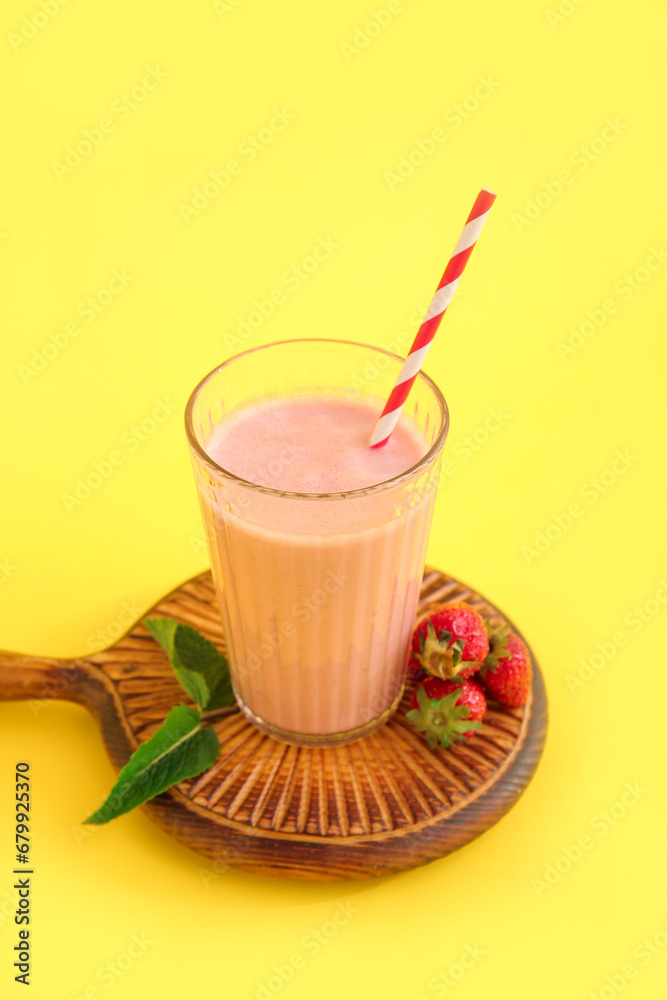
[205,395,427,493]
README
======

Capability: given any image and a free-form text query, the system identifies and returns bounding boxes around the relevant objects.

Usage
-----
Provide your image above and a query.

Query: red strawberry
[409,676,451,708]
[407,677,486,749]
[409,602,489,681]
[480,623,532,707]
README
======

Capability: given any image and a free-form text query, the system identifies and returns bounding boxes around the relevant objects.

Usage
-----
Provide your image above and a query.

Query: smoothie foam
[205,395,427,494]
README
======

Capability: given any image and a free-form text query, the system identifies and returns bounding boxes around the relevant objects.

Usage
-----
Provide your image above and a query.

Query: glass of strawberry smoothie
[185,339,449,747]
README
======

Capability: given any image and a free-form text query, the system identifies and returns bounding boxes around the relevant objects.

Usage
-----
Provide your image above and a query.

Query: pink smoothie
[199,393,437,739]
[205,395,426,494]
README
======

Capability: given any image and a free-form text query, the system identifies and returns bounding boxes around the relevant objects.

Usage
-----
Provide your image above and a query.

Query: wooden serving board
[0,568,547,881]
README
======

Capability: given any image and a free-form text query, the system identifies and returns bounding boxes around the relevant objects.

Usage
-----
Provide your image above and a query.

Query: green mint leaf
[144,616,177,658]
[145,617,234,710]
[145,616,209,706]
[84,705,220,825]
[173,624,235,710]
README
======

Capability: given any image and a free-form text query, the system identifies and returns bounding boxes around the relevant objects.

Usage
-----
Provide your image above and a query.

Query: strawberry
[409,676,451,707]
[409,602,489,681]
[407,677,486,749]
[480,623,532,707]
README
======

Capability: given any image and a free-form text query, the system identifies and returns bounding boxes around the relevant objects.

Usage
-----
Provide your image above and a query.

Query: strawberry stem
[480,622,511,677]
[406,685,481,749]
[414,623,475,680]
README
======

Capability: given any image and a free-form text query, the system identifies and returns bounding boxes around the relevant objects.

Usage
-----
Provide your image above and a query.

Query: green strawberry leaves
[145,617,235,711]
[84,705,220,825]
[415,622,476,680]
[406,685,482,750]
[449,636,466,667]
[480,621,511,677]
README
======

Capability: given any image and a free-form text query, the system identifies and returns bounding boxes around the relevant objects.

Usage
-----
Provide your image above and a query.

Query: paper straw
[369,188,497,448]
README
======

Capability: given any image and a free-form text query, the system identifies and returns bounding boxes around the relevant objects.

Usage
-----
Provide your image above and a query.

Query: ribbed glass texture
[185,340,449,747]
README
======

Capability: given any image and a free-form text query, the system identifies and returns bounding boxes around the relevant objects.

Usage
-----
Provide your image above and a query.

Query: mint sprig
[84,617,235,825]
[145,617,235,711]
[84,705,220,824]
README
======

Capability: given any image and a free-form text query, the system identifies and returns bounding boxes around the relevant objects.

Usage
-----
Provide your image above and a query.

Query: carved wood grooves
[83,568,547,877]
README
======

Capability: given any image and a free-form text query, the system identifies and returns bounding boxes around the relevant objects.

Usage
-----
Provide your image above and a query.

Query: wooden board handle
[0,651,87,704]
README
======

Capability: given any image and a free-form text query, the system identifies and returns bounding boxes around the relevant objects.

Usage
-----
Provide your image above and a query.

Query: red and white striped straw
[369,188,497,448]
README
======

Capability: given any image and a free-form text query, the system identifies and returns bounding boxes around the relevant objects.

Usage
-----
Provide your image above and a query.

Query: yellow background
[1,0,666,997]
